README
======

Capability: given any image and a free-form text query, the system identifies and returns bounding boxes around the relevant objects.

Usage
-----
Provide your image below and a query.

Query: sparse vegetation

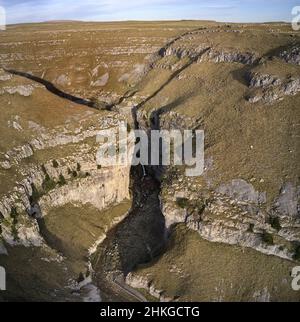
[52,160,59,168]
[42,173,56,192]
[293,245,300,261]
[262,230,274,245]
[129,225,299,301]
[77,272,85,283]
[269,216,281,231]
[10,207,19,241]
[58,174,66,186]
[1,20,300,302]
[41,165,47,175]
[247,223,254,233]
[176,197,189,209]
[30,183,40,204]
[196,201,206,213]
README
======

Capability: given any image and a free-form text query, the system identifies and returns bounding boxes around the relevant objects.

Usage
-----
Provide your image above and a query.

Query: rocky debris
[126,272,174,302]
[248,72,281,88]
[54,74,71,87]
[8,119,23,132]
[284,78,300,95]
[0,161,11,170]
[247,91,279,104]
[280,46,300,65]
[252,288,271,302]
[118,64,148,84]
[163,45,256,65]
[0,114,122,169]
[137,108,195,132]
[3,143,34,168]
[0,146,132,247]
[0,73,12,81]
[125,272,149,290]
[164,46,205,59]
[161,177,300,261]
[91,73,109,87]
[217,179,266,205]
[274,183,300,218]
[205,50,256,65]
[0,85,34,96]
[247,72,300,103]
[160,111,194,130]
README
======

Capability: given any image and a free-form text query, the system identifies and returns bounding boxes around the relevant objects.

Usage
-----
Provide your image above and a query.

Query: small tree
[42,174,56,192]
[269,216,281,231]
[293,245,300,261]
[52,160,59,168]
[58,174,66,186]
[262,230,273,245]
[176,198,189,209]
[247,223,254,233]
[10,207,19,241]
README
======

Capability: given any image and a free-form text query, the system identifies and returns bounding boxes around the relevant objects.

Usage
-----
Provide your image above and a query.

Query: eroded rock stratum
[0,21,299,302]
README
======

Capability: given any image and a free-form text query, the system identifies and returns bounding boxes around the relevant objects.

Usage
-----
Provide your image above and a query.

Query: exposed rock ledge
[163,46,257,65]
[0,114,120,169]
[0,154,131,247]
[162,179,300,261]
[247,72,300,103]
[279,45,300,65]
[125,272,174,302]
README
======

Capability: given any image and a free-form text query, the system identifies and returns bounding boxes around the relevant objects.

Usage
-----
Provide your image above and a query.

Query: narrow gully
[3,68,111,110]
[3,28,207,301]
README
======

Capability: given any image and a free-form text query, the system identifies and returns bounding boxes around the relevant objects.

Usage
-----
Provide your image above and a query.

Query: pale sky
[0,0,297,24]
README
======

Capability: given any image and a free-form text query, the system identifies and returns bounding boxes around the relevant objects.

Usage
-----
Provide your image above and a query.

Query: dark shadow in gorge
[91,43,213,299]
[92,165,166,281]
[92,85,168,300]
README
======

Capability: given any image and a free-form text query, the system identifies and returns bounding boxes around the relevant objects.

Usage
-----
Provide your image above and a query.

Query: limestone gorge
[0,21,299,302]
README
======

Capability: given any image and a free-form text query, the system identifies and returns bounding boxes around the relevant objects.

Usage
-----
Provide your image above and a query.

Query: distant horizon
[5,18,291,27]
[0,1,297,25]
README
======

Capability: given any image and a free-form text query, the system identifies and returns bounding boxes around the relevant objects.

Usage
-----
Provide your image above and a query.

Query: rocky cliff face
[121,23,300,302]
[0,62,135,301]
[0,21,299,302]
[0,161,131,247]
[133,25,300,263]
[161,177,299,261]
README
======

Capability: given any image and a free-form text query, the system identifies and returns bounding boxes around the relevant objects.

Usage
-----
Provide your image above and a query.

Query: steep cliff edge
[122,24,300,301]
[0,68,133,301]
[0,21,299,302]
